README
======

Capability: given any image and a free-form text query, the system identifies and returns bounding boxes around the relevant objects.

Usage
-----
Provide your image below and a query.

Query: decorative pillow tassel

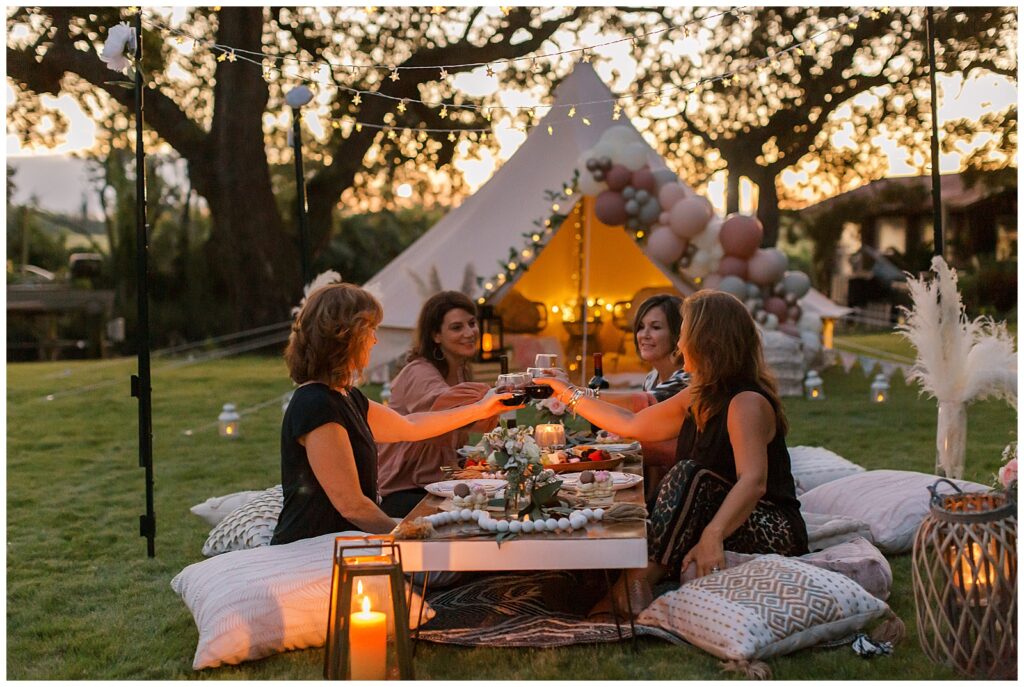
[869,610,906,645]
[721,659,772,680]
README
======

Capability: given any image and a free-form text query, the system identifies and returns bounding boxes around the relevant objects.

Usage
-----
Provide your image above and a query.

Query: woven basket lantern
[912,480,1017,679]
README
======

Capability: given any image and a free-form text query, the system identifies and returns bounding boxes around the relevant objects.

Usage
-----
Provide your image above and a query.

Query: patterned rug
[416,571,685,647]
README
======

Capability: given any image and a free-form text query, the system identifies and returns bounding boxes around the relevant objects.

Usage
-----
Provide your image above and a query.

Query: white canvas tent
[365,63,692,372]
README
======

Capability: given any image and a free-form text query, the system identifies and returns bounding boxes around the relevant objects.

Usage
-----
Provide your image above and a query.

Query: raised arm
[367,390,516,443]
[534,376,690,442]
[304,423,397,534]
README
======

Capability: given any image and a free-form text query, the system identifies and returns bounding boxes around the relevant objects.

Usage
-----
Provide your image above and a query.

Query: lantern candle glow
[534,423,565,450]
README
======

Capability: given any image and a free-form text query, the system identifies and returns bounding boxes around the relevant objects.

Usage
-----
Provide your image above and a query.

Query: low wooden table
[395,456,648,640]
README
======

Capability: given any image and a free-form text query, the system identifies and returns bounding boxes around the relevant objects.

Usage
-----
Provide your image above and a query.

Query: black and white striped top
[643,368,690,403]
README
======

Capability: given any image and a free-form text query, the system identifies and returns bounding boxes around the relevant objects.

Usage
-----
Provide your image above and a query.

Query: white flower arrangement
[100,22,137,74]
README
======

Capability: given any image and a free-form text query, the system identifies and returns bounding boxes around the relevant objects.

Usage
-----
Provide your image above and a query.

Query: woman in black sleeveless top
[536,290,808,615]
[271,281,517,546]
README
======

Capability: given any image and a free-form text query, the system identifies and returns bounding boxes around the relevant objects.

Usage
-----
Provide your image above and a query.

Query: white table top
[394,463,648,572]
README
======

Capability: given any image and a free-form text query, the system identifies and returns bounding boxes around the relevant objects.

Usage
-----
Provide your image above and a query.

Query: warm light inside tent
[822,318,835,350]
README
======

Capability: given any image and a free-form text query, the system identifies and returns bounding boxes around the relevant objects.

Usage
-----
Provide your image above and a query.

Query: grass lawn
[7,332,1017,679]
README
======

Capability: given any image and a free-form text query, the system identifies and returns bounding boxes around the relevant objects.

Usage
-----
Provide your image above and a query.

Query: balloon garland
[578,124,817,335]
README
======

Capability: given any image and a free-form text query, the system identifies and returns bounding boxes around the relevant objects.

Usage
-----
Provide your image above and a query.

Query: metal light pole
[286,86,314,286]
[131,10,156,558]
[926,7,944,259]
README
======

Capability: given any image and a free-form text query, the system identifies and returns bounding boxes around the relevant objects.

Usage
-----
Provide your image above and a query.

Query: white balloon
[577,173,607,197]
[764,313,779,330]
[620,141,649,171]
[682,251,714,279]
[798,311,823,333]
[600,124,641,149]
[801,330,822,352]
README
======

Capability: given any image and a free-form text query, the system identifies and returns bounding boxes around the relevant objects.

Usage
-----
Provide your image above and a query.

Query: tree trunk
[726,170,740,215]
[755,171,780,247]
[203,7,299,330]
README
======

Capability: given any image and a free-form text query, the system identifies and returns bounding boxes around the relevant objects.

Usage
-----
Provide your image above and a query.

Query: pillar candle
[534,423,565,449]
[350,595,387,680]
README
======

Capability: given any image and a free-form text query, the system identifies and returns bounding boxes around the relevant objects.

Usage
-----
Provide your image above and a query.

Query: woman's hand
[532,375,572,401]
[477,387,523,417]
[681,531,726,578]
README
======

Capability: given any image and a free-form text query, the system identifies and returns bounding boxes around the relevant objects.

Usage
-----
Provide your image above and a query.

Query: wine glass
[496,373,530,406]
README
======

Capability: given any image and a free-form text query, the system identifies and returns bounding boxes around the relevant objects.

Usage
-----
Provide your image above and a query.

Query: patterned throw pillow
[202,485,283,557]
[172,532,435,670]
[637,555,894,671]
[788,446,865,495]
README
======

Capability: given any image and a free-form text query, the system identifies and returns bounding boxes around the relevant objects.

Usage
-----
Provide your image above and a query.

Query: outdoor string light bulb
[870,373,890,404]
[218,403,241,438]
[804,370,825,401]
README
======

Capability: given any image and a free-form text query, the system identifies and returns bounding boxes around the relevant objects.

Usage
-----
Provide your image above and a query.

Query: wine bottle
[499,354,509,375]
[587,353,610,433]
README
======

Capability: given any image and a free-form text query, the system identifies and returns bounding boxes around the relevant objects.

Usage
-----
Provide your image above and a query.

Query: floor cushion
[190,488,267,527]
[799,470,989,554]
[680,537,892,600]
[803,511,874,551]
[202,485,283,556]
[640,555,897,676]
[789,446,865,495]
[172,532,435,670]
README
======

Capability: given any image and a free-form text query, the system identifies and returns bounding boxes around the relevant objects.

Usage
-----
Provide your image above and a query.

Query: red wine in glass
[524,384,554,400]
[500,391,527,406]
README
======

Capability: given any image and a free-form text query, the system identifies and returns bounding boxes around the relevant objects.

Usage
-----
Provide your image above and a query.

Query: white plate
[557,471,643,491]
[571,441,641,455]
[424,479,507,498]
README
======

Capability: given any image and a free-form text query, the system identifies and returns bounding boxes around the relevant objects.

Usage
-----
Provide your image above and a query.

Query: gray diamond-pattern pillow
[202,485,283,557]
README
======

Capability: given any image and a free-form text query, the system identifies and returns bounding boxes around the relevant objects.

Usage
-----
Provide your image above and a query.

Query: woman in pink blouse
[377,291,501,517]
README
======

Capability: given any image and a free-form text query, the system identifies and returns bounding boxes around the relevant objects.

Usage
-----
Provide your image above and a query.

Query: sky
[5,8,1018,218]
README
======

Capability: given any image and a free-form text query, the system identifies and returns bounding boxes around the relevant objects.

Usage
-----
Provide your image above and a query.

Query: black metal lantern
[324,537,414,680]
[477,304,504,363]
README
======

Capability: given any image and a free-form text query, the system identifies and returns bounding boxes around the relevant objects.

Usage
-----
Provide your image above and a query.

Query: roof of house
[799,172,1013,218]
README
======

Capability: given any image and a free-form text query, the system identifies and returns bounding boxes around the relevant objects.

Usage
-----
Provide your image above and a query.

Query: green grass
[7,333,1017,679]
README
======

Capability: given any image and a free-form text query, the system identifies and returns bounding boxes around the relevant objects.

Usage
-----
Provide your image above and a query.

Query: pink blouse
[376,358,498,497]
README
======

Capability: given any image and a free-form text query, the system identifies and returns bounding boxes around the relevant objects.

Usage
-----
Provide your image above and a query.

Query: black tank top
[675,383,806,541]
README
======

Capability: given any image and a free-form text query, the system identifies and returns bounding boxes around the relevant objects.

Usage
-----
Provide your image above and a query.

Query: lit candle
[534,423,565,449]
[481,332,494,353]
[350,594,387,680]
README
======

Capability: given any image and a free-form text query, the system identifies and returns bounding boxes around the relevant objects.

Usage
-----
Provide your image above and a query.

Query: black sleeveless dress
[647,383,808,576]
[271,383,378,545]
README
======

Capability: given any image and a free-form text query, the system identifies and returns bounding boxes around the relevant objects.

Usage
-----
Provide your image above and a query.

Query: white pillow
[190,489,267,527]
[788,446,865,494]
[171,532,435,670]
[799,469,989,554]
[803,511,874,551]
[638,555,893,670]
[202,485,283,557]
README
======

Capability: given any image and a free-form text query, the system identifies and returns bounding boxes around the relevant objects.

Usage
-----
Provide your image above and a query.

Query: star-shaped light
[849,20,858,29]
[547,125,553,136]
[352,93,362,106]
[439,67,449,80]
[397,100,407,114]
[499,6,512,16]
[227,50,237,62]
[126,6,139,15]
[447,132,456,142]
[431,6,445,14]
[485,64,495,77]
[439,105,448,118]
[387,129,396,140]
[581,49,591,64]
[389,68,400,82]
[795,47,805,57]
[355,123,363,132]
[581,117,591,126]
[612,104,622,120]
[482,107,492,121]
[567,106,576,118]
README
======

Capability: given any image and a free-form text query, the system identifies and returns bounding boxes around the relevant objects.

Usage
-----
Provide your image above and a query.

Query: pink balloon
[719,214,763,259]
[605,165,632,192]
[658,211,670,225]
[631,167,657,193]
[764,296,788,321]
[701,273,723,291]
[718,256,748,280]
[594,190,628,226]
[747,247,789,286]
[646,226,686,265]
[657,182,688,210]
[668,196,712,239]
[787,305,802,322]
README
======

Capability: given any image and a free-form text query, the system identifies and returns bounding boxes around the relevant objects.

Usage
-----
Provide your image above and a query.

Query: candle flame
[225,425,234,435]
[357,580,363,595]
[361,595,371,614]
[482,333,494,352]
